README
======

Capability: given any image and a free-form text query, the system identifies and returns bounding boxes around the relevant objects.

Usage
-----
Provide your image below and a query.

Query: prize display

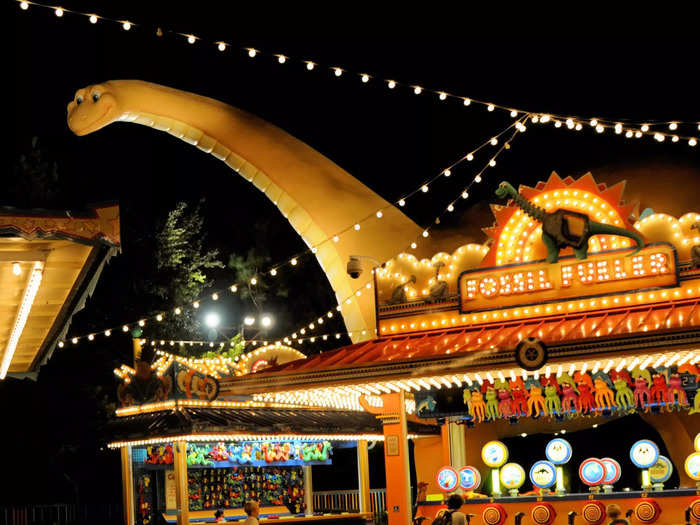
[188,466,304,513]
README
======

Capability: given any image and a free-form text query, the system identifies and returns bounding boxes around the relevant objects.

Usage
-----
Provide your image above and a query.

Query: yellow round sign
[500,463,526,490]
[481,440,509,468]
[685,452,700,481]
[695,433,700,452]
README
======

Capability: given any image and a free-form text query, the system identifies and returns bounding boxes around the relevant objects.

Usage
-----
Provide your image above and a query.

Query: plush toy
[544,384,561,415]
[528,386,547,417]
[462,388,474,418]
[485,387,499,421]
[509,378,529,417]
[650,373,669,407]
[613,377,634,410]
[471,390,486,422]
[593,377,615,411]
[633,373,652,410]
[576,382,596,414]
[667,373,688,408]
[497,388,513,417]
[690,388,700,415]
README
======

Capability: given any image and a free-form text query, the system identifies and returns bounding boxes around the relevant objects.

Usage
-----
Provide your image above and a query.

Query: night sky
[5,0,700,508]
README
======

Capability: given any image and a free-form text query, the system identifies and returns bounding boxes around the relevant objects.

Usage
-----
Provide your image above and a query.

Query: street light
[260,315,273,328]
[204,312,221,328]
[243,316,255,326]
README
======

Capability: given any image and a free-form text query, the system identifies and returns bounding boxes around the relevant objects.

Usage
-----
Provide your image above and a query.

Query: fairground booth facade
[111,173,700,525]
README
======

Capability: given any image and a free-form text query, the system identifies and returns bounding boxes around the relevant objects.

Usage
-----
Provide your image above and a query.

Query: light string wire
[13,0,700,138]
[275,115,530,348]
[60,117,525,348]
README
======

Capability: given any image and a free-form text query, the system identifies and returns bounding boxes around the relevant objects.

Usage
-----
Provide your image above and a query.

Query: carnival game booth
[0,204,120,379]
[111,343,439,525]
[222,175,700,525]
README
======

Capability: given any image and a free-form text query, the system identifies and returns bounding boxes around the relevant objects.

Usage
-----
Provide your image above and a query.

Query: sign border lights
[685,452,700,481]
[545,438,572,465]
[579,458,606,486]
[459,466,482,492]
[600,457,622,485]
[630,440,660,469]
[529,460,557,489]
[499,462,526,490]
[649,455,673,484]
[436,466,459,492]
[482,441,509,468]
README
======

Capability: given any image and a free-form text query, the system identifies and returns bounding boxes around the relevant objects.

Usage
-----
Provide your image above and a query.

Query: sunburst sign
[482,173,639,267]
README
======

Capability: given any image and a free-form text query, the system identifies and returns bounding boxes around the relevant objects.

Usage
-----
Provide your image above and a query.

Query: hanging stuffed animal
[594,377,615,411]
[544,383,561,415]
[497,388,513,417]
[650,373,669,408]
[632,370,652,410]
[527,385,547,417]
[485,387,500,421]
[610,371,634,411]
[575,373,596,415]
[462,388,474,418]
[509,377,529,417]
[667,373,688,408]
[471,390,486,423]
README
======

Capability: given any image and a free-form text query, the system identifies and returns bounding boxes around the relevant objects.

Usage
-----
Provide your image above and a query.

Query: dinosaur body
[495,181,644,263]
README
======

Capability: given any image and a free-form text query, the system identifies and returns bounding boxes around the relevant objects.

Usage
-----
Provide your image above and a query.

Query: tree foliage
[6,137,64,208]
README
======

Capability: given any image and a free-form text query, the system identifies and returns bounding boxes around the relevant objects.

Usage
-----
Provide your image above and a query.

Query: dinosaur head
[495,181,515,199]
[67,82,120,136]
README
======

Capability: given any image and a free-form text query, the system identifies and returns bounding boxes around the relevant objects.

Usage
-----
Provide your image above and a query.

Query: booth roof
[224,297,700,393]
[107,406,439,442]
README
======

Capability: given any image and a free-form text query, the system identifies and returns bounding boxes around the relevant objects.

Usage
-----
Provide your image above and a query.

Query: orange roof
[257,298,700,379]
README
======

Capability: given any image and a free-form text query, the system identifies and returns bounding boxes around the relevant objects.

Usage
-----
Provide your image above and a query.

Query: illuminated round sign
[579,458,606,486]
[459,466,481,491]
[630,440,660,469]
[436,466,459,491]
[649,455,673,484]
[545,438,572,465]
[601,458,621,485]
[482,441,509,468]
[695,433,700,452]
[500,463,526,490]
[685,452,700,481]
[529,460,557,489]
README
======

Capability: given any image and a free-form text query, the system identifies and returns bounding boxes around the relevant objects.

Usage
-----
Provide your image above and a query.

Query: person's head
[446,493,463,510]
[244,500,259,517]
[214,509,224,519]
[606,504,622,519]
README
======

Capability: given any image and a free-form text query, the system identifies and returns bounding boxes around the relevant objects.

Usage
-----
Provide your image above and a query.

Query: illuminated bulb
[138,319,145,327]
[575,123,583,130]
[635,131,642,138]
[654,133,665,142]
[55,7,63,16]
[12,262,20,276]
[278,55,286,64]
[58,341,64,348]
[439,92,447,100]
[270,269,277,276]
[566,118,574,129]
[669,122,678,130]
[590,119,598,127]
[463,98,471,106]
[510,110,518,117]
[614,123,623,134]
[490,137,498,145]
[333,235,339,242]
[489,159,496,167]
[122,325,129,332]
[187,35,196,44]
[248,48,257,57]
[334,67,343,77]
[230,285,238,293]
[250,277,257,285]
[410,242,417,249]
[422,231,429,238]
[354,223,360,231]
[217,42,226,51]
[447,204,454,212]
[122,21,131,30]
[531,115,539,123]
[360,74,370,83]
[466,153,474,161]
[88,334,94,341]
[212,293,219,301]
[388,80,396,89]
[413,86,422,95]
[105,330,111,337]
[398,199,405,207]
[291,258,298,266]
[641,124,649,132]
[421,185,429,193]
[461,191,469,199]
[20,1,28,9]
[474,175,482,183]
[89,14,97,23]
[625,130,633,138]
[554,120,562,128]
[596,124,604,133]
[156,314,163,322]
[376,210,383,218]
[306,61,315,70]
[487,104,495,111]
[690,138,698,146]
[72,337,78,344]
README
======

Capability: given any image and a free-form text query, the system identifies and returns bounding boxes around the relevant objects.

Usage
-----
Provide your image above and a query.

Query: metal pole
[357,440,371,514]
[303,466,314,516]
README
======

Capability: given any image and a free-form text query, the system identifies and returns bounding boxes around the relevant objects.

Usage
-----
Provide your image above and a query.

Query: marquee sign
[459,244,677,314]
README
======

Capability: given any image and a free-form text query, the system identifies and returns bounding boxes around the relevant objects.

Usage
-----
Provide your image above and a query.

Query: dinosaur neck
[70,80,423,342]
[508,189,545,221]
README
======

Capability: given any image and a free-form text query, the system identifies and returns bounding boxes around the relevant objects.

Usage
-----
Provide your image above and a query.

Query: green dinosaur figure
[494,181,644,263]
[613,378,635,411]
[544,384,561,415]
[485,387,499,421]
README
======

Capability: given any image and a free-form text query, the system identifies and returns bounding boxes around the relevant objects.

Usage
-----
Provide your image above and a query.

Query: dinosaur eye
[92,92,100,102]
[76,95,83,105]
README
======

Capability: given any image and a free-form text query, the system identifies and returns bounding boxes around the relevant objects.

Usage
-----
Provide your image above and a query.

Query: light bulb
[89,14,97,23]
[510,110,518,117]
[641,124,649,132]
[334,68,342,77]
[138,320,145,327]
[218,42,226,51]
[122,21,131,30]
[55,7,63,16]
[20,1,28,9]
[447,204,454,212]
[421,185,429,193]
[614,123,623,134]
[361,74,369,83]
[212,293,219,301]
[439,92,447,100]
[12,262,20,276]
[487,104,495,111]
[398,199,405,207]
[489,159,496,167]
[187,35,196,44]
[58,341,64,348]
[467,153,474,161]
[596,124,604,133]
[690,138,697,147]
[333,235,339,243]
[278,55,286,64]
[291,258,298,265]
[625,130,633,138]
[248,48,257,58]
[422,231,429,238]
[462,191,469,199]
[669,122,678,130]
[475,175,482,182]
[388,80,396,89]
[410,242,417,249]
[376,210,383,218]
[575,123,583,130]
[566,119,574,129]
[463,98,471,106]
[413,86,422,95]
[590,119,598,127]
[250,277,258,285]
[306,61,315,70]
[443,169,451,177]
[270,269,277,276]
[554,120,562,128]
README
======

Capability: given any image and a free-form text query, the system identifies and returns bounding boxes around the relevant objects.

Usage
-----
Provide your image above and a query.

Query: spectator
[606,504,629,525]
[243,501,260,525]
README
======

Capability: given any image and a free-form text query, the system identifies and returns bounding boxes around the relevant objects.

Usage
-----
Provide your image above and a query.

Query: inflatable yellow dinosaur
[67,80,422,341]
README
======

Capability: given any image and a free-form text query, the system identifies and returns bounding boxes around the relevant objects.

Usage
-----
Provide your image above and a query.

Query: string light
[122,21,131,30]
[89,14,97,23]
[217,42,226,51]
[306,61,315,70]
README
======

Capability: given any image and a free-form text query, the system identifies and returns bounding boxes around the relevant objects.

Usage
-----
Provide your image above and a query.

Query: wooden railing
[0,503,122,525]
[312,489,386,516]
